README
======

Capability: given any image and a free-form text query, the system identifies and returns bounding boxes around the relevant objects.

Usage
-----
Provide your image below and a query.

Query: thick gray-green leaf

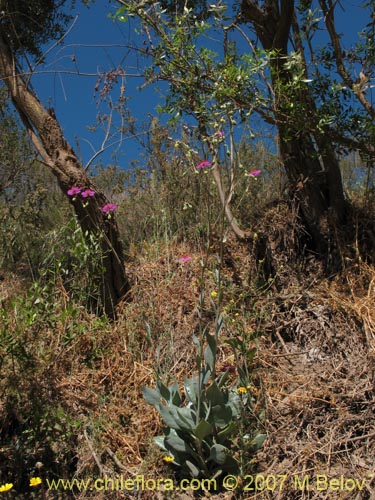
[250,433,267,451]
[170,380,182,406]
[184,376,199,404]
[208,444,229,464]
[185,460,200,478]
[206,381,226,406]
[204,343,215,371]
[217,369,229,388]
[154,435,167,451]
[175,407,196,431]
[158,405,183,430]
[209,444,239,472]
[211,404,233,427]
[215,315,224,336]
[143,386,161,407]
[157,380,171,401]
[217,421,237,440]
[227,392,242,417]
[195,420,212,441]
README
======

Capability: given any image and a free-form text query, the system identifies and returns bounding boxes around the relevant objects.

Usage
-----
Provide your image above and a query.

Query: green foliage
[0,0,75,58]
[144,286,266,482]
[36,217,107,310]
[114,2,258,132]
[0,89,67,272]
[0,289,79,494]
[0,222,112,492]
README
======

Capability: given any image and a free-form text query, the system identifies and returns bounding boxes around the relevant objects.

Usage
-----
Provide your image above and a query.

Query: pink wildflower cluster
[248,169,261,178]
[81,189,96,198]
[67,186,117,214]
[101,203,118,213]
[195,160,212,169]
[67,186,96,197]
[178,255,192,263]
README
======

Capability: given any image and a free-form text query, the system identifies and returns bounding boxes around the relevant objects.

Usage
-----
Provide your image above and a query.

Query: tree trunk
[0,34,131,317]
[241,0,346,255]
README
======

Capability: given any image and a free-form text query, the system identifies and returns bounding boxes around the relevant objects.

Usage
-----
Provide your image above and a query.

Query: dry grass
[0,234,374,499]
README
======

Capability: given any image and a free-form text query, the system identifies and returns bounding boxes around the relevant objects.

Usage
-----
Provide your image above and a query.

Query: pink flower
[216,131,225,138]
[248,169,261,177]
[195,160,212,169]
[81,189,96,198]
[101,203,118,213]
[67,186,81,196]
[178,256,192,263]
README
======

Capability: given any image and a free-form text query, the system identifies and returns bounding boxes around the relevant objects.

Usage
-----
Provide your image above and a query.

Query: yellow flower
[253,232,258,239]
[237,387,247,394]
[30,477,42,487]
[0,483,13,492]
[210,291,218,298]
[163,455,174,463]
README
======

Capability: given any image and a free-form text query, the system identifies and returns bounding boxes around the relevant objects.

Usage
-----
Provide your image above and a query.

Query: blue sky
[29,1,372,172]
[31,0,160,170]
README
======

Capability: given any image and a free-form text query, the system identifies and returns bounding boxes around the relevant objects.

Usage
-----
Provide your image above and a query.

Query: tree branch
[319,0,375,120]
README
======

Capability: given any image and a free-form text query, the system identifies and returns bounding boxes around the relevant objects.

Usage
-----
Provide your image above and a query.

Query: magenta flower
[216,131,225,138]
[178,256,192,263]
[248,169,261,177]
[195,160,212,169]
[81,189,96,198]
[67,186,81,196]
[101,203,118,213]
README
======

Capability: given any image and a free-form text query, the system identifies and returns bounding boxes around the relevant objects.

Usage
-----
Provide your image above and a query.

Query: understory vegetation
[0,117,374,499]
[0,1,375,498]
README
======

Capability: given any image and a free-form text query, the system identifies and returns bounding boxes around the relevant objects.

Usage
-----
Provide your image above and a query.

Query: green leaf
[158,406,183,430]
[250,433,267,451]
[208,444,229,464]
[195,420,212,441]
[184,376,199,404]
[175,407,196,430]
[206,381,226,406]
[154,435,167,451]
[143,386,161,407]
[158,405,195,431]
[157,380,171,401]
[215,315,224,336]
[165,434,195,454]
[217,421,237,440]
[209,445,239,473]
[211,404,233,427]
[185,460,200,478]
[227,392,242,417]
[201,365,211,385]
[170,381,182,406]
[217,370,229,388]
[204,343,215,371]
[206,330,218,351]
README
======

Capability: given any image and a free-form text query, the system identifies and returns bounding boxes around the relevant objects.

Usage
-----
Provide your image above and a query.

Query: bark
[241,0,346,253]
[0,33,131,317]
